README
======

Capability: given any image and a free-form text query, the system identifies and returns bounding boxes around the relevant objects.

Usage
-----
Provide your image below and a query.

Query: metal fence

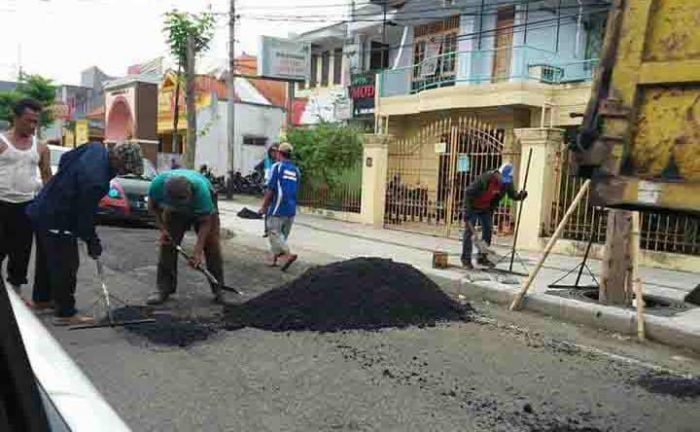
[547,149,700,256]
[297,163,362,214]
[384,116,520,243]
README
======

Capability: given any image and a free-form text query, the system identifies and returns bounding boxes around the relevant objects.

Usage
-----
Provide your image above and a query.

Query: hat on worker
[499,162,514,185]
[113,142,144,176]
[278,142,293,155]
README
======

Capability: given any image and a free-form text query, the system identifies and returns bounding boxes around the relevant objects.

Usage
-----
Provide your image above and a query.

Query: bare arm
[149,198,172,245]
[194,214,214,253]
[190,214,214,267]
[259,189,273,215]
[37,143,52,184]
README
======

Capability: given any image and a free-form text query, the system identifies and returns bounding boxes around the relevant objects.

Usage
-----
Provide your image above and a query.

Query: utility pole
[184,34,197,168]
[227,0,236,174]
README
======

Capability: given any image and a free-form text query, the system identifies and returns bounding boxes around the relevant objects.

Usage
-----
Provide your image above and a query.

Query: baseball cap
[278,142,293,154]
[499,162,514,184]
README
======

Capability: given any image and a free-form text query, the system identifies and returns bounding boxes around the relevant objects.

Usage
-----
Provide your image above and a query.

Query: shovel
[70,259,156,330]
[465,220,500,265]
[174,244,244,295]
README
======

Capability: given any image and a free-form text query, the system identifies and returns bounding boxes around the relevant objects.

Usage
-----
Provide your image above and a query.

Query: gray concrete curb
[425,270,700,353]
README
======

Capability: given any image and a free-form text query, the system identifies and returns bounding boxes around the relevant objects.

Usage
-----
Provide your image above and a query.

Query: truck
[569,0,700,215]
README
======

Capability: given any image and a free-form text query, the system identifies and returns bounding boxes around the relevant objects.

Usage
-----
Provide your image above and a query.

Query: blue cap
[499,163,513,184]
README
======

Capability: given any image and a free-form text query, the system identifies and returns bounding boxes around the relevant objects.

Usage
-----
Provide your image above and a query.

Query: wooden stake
[510,179,591,311]
[630,211,645,341]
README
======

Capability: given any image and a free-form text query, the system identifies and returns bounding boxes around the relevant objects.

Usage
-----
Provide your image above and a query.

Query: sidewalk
[218,200,700,352]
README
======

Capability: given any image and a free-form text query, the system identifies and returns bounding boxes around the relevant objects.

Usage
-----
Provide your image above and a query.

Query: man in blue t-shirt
[259,142,299,271]
[146,169,226,305]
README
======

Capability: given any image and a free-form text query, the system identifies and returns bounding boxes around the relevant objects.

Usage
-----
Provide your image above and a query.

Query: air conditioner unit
[528,64,564,83]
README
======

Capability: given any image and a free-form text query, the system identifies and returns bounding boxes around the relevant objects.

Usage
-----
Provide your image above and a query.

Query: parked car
[97,158,157,223]
[3,283,130,431]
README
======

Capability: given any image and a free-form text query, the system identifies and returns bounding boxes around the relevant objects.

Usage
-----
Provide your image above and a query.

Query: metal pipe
[575,0,584,57]
[523,0,530,45]
[555,0,562,53]
[477,0,485,49]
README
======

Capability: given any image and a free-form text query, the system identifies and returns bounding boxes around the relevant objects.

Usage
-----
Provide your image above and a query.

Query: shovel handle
[173,245,243,295]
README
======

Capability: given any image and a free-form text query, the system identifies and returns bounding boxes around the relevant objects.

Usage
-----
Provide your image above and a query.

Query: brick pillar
[514,128,565,251]
[360,134,391,227]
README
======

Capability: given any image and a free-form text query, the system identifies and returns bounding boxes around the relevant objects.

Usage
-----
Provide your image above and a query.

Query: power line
[234,0,611,20]
[235,6,609,55]
[237,1,373,10]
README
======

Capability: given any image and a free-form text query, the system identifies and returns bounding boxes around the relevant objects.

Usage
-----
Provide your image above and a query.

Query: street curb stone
[424,270,700,353]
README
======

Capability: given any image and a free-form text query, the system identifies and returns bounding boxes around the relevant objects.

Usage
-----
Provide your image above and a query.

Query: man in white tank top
[0,98,52,295]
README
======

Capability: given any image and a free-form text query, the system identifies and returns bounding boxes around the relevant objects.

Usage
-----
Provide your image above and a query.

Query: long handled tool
[70,259,156,331]
[174,245,244,295]
[465,220,500,265]
[510,180,591,311]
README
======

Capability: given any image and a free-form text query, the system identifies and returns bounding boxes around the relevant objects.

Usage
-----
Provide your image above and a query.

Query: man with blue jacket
[27,142,143,326]
[259,142,300,271]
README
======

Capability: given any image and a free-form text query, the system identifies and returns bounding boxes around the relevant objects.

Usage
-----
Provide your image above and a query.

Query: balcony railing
[379,45,599,98]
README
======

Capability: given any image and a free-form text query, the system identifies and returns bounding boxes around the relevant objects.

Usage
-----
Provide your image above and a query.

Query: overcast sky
[0,0,339,85]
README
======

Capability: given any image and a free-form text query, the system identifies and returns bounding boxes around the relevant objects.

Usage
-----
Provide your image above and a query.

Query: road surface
[36,224,700,432]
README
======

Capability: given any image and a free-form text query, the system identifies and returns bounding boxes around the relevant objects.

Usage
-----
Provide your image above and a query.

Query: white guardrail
[7,288,131,432]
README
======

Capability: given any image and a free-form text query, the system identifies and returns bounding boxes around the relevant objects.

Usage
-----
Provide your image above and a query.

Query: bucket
[432,251,449,269]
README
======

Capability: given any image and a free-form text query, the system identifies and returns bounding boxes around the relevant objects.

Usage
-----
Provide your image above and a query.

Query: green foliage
[163,9,215,65]
[0,72,56,128]
[286,122,364,187]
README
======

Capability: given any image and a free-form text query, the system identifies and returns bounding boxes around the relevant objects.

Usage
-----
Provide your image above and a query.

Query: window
[441,33,457,75]
[243,135,268,146]
[310,54,318,88]
[413,40,426,79]
[321,51,330,86]
[411,16,460,92]
[333,48,343,85]
[585,14,607,61]
[370,41,389,71]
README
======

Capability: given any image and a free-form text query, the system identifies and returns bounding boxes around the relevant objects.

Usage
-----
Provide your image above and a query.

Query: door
[492,6,515,82]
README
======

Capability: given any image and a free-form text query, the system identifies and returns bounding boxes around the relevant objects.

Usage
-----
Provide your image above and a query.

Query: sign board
[434,142,447,154]
[349,73,376,117]
[335,99,353,120]
[457,154,470,173]
[257,36,311,82]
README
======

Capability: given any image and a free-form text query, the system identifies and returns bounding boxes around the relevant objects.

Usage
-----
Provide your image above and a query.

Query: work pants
[0,200,34,287]
[37,231,79,317]
[461,210,493,262]
[157,211,224,295]
[267,216,294,256]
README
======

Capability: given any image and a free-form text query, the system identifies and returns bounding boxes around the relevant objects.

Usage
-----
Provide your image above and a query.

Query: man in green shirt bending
[146,169,226,305]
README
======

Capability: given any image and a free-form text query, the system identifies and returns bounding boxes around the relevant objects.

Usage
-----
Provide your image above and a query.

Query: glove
[87,236,103,259]
[519,190,528,200]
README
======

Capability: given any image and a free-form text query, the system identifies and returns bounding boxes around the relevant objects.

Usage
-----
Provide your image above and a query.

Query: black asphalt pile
[637,373,700,399]
[684,283,700,306]
[110,306,219,347]
[222,257,471,332]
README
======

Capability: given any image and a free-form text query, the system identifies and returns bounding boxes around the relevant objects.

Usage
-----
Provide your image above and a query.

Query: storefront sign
[258,36,310,82]
[349,73,376,117]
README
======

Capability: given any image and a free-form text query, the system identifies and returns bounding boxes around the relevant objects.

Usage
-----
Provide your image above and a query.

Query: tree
[286,122,364,188]
[163,9,215,168]
[0,73,56,134]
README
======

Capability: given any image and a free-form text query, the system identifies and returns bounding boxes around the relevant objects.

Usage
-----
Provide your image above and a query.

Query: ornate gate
[384,117,517,241]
